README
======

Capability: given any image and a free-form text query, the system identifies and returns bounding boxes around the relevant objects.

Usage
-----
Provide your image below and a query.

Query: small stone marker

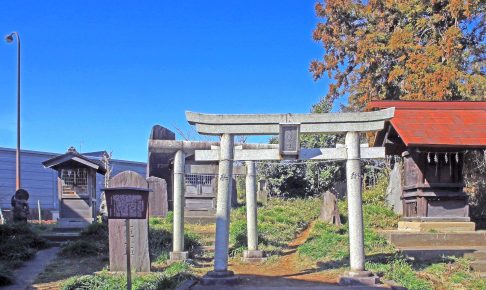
[257,179,268,205]
[319,189,341,226]
[386,163,403,215]
[146,176,168,217]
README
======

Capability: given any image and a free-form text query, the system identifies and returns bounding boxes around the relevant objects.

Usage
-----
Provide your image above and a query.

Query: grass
[61,262,194,290]
[0,222,49,286]
[229,197,321,256]
[297,177,486,290]
[36,216,201,288]
[149,212,201,265]
[367,256,486,290]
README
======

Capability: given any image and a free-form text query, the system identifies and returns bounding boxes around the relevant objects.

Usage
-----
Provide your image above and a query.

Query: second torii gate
[186,108,395,286]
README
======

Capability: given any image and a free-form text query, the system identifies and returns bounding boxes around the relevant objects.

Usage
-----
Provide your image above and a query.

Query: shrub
[0,223,48,262]
[80,222,108,238]
[60,222,109,258]
[0,263,14,286]
[61,240,103,257]
[362,174,388,205]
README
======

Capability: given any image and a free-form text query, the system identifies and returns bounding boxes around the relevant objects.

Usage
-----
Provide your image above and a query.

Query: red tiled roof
[368,101,486,148]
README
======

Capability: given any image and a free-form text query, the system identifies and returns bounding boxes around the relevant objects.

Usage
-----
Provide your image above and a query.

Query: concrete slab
[190,274,384,290]
[381,230,486,247]
[397,221,475,232]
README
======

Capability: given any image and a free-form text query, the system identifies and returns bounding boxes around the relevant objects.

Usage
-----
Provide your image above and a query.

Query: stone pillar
[345,132,365,272]
[339,132,378,286]
[243,161,264,263]
[202,134,238,285]
[170,150,188,261]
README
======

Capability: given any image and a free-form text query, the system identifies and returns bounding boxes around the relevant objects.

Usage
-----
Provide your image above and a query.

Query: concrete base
[200,270,239,286]
[242,250,266,263]
[398,221,476,232]
[339,271,380,286]
[170,251,189,261]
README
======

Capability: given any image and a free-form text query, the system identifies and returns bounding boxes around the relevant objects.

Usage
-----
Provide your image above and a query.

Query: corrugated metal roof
[368,101,486,148]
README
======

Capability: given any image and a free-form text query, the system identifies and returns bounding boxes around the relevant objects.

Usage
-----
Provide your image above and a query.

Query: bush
[0,263,14,286]
[362,174,388,205]
[60,222,109,258]
[61,240,103,257]
[0,223,48,262]
[80,222,108,238]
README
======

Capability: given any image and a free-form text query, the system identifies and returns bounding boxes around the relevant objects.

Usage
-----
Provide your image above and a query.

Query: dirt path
[228,222,340,284]
[1,247,60,290]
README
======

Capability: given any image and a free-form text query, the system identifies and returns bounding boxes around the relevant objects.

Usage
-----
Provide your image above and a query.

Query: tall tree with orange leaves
[311,0,485,110]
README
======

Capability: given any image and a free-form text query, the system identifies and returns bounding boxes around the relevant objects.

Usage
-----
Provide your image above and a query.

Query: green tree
[311,0,485,110]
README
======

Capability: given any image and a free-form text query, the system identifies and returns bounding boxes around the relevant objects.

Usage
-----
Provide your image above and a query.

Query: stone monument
[319,189,341,226]
[108,171,151,272]
[11,189,29,223]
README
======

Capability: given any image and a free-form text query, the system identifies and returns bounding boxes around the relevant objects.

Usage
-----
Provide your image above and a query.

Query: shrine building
[369,101,486,231]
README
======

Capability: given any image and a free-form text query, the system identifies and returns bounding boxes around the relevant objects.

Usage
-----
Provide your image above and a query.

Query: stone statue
[319,188,341,226]
[11,189,30,223]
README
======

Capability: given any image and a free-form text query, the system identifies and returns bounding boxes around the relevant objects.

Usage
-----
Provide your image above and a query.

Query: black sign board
[103,187,151,219]
[279,123,300,159]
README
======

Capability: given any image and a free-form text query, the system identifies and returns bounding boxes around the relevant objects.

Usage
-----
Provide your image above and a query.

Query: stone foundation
[242,250,266,263]
[339,270,380,286]
[169,251,189,261]
[200,270,239,286]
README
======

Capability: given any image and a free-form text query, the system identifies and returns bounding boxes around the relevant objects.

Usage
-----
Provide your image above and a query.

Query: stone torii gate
[147,139,278,261]
[185,108,395,286]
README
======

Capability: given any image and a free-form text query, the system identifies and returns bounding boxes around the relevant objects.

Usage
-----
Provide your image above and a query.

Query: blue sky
[0,1,334,162]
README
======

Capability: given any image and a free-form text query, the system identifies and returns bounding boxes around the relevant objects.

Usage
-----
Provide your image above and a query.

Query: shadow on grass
[276,252,397,279]
[35,255,108,284]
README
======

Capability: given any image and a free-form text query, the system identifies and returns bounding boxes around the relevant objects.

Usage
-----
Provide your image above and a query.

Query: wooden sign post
[103,187,150,290]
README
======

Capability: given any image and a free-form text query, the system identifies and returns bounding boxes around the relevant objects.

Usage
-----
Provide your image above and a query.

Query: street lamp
[5,32,21,190]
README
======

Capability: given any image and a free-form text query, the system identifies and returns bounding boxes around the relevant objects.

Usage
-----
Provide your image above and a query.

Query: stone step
[464,250,486,260]
[185,216,216,224]
[41,232,82,245]
[471,261,486,272]
[382,231,486,248]
[199,245,215,252]
[185,210,216,217]
[398,246,486,263]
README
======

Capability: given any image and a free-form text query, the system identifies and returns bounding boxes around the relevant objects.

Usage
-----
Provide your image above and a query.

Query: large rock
[386,163,403,215]
[319,189,341,226]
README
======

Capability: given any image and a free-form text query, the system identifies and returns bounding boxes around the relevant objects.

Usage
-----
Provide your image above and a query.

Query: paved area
[1,247,60,290]
[189,275,385,290]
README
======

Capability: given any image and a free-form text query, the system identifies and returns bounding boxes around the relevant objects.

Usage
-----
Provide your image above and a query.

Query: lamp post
[5,32,21,190]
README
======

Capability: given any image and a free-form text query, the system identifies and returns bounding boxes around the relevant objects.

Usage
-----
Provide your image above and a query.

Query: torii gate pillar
[201,134,239,285]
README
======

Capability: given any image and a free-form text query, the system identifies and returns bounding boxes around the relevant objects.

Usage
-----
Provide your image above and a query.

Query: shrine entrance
[148,108,394,284]
[183,108,395,285]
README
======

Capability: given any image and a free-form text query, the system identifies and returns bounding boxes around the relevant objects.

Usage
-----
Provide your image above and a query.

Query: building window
[61,168,88,195]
